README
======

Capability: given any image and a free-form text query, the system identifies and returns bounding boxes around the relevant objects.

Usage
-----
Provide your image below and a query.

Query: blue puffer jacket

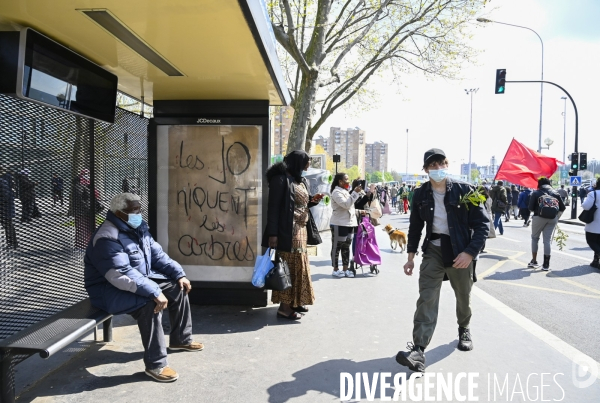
[84,210,185,315]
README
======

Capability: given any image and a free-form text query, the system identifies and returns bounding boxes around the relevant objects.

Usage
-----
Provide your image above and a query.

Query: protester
[528,177,566,270]
[510,185,520,219]
[72,169,99,248]
[84,192,202,383]
[396,148,489,373]
[557,184,568,204]
[402,185,410,214]
[51,173,64,206]
[504,184,513,222]
[517,187,532,227]
[407,184,414,212]
[579,186,588,204]
[330,173,364,278]
[263,150,323,319]
[18,169,38,223]
[390,185,398,208]
[0,169,18,249]
[381,186,391,214]
[489,180,508,235]
[581,178,600,269]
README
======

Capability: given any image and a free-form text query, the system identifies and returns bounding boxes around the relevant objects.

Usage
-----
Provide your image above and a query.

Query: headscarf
[284,150,310,182]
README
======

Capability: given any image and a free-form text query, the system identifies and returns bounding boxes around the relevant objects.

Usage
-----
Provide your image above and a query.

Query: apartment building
[271,106,294,156]
[365,141,388,174]
[327,127,366,174]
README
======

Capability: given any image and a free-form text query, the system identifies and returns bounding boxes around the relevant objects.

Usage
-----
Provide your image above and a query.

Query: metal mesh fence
[0,93,148,342]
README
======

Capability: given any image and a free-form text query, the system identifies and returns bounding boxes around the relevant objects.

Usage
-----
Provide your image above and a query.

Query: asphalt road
[384,210,600,364]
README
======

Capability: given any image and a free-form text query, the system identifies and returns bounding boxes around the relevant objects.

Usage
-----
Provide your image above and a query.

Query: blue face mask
[428,168,448,183]
[122,211,143,228]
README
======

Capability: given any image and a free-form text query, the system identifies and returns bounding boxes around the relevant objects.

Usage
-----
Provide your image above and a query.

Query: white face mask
[428,168,448,183]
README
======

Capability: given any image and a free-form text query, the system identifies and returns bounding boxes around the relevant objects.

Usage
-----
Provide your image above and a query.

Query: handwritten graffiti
[167,126,260,267]
[178,235,255,262]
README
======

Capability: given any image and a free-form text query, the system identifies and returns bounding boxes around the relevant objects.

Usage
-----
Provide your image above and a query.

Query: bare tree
[269,0,487,151]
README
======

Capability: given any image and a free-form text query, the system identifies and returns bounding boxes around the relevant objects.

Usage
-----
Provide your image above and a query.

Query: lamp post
[465,88,479,183]
[477,18,544,152]
[561,96,567,164]
[405,128,409,178]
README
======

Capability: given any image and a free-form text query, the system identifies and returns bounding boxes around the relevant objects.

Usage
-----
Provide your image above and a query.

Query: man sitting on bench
[84,192,203,383]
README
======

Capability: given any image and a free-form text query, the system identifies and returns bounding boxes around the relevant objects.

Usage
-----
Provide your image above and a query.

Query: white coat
[582,189,600,234]
[330,186,362,227]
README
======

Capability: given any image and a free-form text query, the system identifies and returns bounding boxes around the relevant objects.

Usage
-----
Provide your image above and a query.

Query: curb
[558,219,585,227]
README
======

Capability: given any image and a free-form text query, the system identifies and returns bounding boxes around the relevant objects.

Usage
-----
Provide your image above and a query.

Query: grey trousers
[531,215,559,255]
[129,280,193,370]
[413,244,473,348]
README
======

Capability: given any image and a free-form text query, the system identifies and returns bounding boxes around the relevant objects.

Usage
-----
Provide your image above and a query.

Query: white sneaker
[344,270,355,278]
[332,270,345,278]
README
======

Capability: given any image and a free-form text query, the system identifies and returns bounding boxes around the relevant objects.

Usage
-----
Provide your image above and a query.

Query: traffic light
[495,69,506,94]
[580,152,587,170]
[570,152,579,170]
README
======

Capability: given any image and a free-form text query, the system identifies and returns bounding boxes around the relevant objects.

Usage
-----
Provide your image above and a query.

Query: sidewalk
[15,218,600,402]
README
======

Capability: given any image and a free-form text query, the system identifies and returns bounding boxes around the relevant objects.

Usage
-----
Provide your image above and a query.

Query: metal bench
[0,298,112,403]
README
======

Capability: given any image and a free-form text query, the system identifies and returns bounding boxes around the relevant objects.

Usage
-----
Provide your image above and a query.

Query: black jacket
[407,178,490,259]
[528,185,566,216]
[261,162,318,252]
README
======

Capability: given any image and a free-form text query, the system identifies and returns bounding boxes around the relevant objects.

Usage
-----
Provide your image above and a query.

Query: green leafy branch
[553,225,569,251]
[458,186,487,210]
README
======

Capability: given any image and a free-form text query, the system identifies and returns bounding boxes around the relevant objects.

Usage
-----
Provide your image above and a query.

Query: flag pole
[493,138,516,183]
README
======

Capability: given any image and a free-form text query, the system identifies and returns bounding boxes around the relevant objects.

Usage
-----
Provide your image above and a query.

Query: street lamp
[465,88,479,183]
[541,137,554,150]
[477,17,544,153]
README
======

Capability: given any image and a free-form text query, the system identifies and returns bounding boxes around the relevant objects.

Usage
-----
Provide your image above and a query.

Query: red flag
[495,138,563,188]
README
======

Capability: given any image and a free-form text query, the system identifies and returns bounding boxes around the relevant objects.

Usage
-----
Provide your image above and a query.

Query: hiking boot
[145,366,179,382]
[527,260,539,268]
[542,255,551,271]
[590,255,599,269]
[457,327,473,351]
[168,341,204,352]
[395,342,426,372]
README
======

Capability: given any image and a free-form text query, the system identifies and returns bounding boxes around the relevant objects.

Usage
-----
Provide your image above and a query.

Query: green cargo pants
[412,244,473,348]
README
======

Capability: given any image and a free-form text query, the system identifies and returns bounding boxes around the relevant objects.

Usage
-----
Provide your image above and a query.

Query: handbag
[264,253,292,291]
[495,199,507,210]
[369,216,380,226]
[368,198,383,219]
[306,209,322,245]
[578,191,597,224]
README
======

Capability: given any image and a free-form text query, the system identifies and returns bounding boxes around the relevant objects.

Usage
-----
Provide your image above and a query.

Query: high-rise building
[461,162,478,176]
[314,135,329,154]
[327,127,366,174]
[270,106,294,155]
[365,141,388,174]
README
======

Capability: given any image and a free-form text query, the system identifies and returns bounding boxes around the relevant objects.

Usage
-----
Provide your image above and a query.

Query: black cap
[423,148,446,165]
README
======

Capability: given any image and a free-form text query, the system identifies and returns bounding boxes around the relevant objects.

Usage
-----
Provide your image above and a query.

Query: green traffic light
[573,164,578,169]
[498,86,504,93]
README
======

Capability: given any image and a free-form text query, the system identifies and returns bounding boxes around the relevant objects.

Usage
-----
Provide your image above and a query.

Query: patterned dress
[271,182,316,307]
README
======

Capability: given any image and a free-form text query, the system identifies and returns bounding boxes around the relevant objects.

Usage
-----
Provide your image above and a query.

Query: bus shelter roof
[0,0,290,106]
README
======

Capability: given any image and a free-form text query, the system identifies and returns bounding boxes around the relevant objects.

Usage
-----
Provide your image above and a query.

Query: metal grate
[0,93,148,343]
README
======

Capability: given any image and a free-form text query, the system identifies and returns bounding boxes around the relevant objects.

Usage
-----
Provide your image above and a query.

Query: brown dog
[383,224,407,252]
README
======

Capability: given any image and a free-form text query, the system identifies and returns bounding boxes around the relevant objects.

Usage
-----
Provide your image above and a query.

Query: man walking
[517,187,532,227]
[390,185,398,208]
[527,177,566,271]
[557,184,568,204]
[489,181,508,236]
[510,185,520,219]
[395,148,489,372]
[51,173,64,206]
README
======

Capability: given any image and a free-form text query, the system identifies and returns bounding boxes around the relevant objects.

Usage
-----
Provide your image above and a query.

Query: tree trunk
[288,75,319,152]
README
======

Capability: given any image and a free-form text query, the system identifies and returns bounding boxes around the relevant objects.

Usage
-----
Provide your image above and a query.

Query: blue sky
[314,0,600,175]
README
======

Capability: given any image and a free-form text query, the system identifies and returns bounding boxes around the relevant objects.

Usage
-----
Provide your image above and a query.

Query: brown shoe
[145,366,179,382]
[168,341,204,352]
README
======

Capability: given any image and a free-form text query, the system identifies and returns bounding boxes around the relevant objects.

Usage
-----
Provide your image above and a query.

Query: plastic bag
[251,247,274,288]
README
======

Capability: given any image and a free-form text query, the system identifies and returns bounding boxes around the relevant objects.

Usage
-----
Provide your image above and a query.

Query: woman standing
[330,173,364,278]
[262,151,324,320]
[582,178,600,268]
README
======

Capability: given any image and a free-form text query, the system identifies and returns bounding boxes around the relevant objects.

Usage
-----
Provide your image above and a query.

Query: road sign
[570,176,582,186]
[560,170,568,179]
